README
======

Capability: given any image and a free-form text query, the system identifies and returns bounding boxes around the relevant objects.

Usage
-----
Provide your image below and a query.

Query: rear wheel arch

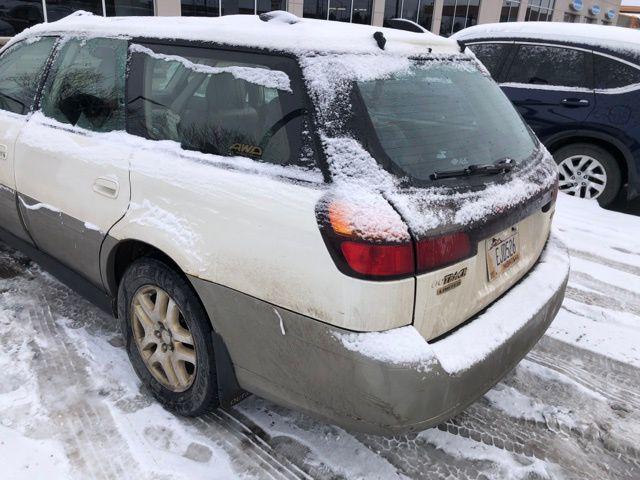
[104,238,246,409]
[103,238,183,298]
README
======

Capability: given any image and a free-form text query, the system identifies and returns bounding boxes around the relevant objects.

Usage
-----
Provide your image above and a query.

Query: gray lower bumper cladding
[190,233,569,435]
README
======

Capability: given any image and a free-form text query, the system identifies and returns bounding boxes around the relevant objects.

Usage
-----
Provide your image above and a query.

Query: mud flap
[211,330,249,408]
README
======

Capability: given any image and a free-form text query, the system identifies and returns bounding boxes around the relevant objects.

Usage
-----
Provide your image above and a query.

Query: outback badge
[432,267,468,295]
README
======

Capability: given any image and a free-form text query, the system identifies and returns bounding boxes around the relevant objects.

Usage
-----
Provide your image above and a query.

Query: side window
[0,37,57,115]
[128,44,315,169]
[594,54,640,90]
[505,44,592,89]
[468,43,510,79]
[41,37,127,133]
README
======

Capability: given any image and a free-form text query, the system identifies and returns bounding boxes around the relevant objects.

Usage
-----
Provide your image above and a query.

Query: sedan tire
[554,143,622,207]
[118,257,219,416]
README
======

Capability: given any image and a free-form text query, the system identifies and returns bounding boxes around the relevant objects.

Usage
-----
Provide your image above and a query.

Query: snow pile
[335,326,436,370]
[334,232,569,374]
[129,44,292,92]
[6,12,456,57]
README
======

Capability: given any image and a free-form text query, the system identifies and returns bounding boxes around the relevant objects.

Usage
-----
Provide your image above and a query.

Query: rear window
[356,59,536,182]
[594,54,640,90]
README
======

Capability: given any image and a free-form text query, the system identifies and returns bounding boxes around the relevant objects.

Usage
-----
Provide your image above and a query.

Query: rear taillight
[416,232,472,272]
[341,241,414,277]
[318,197,473,280]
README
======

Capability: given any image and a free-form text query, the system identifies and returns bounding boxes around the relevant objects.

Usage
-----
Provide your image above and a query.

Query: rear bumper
[190,232,569,435]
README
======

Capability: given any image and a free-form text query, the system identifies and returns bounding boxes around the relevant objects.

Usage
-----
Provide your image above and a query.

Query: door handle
[561,98,590,107]
[93,177,119,199]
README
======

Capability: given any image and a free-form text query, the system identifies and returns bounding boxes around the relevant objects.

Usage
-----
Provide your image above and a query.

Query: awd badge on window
[432,267,467,295]
[230,143,262,158]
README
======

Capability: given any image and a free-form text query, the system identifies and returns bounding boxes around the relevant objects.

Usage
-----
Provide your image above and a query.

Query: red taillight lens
[551,176,559,203]
[416,232,472,272]
[341,241,415,277]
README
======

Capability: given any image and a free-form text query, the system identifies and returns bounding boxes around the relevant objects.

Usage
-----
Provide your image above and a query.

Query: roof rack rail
[259,11,300,24]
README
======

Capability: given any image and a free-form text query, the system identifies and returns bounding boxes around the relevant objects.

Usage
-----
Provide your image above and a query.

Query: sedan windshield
[356,59,537,182]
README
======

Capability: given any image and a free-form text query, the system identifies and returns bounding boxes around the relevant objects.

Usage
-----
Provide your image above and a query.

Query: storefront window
[105,0,154,15]
[383,0,433,30]
[328,0,351,21]
[0,0,44,35]
[303,0,371,23]
[182,0,221,15]
[525,0,554,21]
[500,0,520,21]
[440,0,480,36]
[45,0,102,22]
[182,0,287,16]
[352,0,372,23]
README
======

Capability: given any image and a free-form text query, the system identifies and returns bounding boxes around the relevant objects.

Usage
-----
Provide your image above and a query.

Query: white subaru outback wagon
[0,11,569,434]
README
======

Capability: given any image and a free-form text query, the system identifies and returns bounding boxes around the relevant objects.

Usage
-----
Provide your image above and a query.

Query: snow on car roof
[9,10,459,57]
[452,22,640,57]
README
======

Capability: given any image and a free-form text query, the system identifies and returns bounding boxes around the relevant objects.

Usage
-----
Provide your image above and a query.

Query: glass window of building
[563,12,578,22]
[440,0,480,37]
[182,0,287,16]
[500,0,520,22]
[0,0,45,35]
[383,0,434,29]
[303,0,372,23]
[45,1,103,22]
[105,0,154,15]
[525,0,554,21]
[584,16,595,23]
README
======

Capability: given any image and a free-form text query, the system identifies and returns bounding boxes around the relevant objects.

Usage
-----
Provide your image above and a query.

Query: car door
[500,43,595,140]
[0,36,57,244]
[14,36,132,288]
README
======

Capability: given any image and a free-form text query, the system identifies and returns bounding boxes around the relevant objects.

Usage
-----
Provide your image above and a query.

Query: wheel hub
[557,154,607,200]
[131,285,197,392]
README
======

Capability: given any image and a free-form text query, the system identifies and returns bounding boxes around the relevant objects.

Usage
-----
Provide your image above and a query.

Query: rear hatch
[353,56,558,340]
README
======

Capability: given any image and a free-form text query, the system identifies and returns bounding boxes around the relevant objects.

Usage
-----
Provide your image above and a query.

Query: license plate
[486,227,520,281]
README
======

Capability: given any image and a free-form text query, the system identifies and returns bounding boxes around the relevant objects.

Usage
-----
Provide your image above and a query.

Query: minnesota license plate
[486,227,520,281]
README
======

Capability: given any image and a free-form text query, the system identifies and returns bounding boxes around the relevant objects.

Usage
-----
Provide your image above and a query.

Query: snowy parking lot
[1,193,639,480]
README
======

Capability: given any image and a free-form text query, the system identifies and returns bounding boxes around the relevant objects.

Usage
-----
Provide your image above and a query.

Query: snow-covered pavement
[1,194,639,480]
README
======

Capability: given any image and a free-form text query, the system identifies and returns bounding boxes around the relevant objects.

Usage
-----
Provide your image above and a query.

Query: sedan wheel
[557,155,607,200]
[131,285,197,393]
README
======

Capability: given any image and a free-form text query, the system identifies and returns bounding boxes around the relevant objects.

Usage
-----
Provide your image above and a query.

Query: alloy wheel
[131,285,197,392]
[557,155,607,200]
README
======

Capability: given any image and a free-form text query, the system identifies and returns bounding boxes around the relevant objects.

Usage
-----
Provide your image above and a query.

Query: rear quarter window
[594,54,640,90]
[505,44,592,89]
[127,43,316,170]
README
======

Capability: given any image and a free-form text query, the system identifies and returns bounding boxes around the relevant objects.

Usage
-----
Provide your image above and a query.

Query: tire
[553,143,622,207]
[118,257,219,416]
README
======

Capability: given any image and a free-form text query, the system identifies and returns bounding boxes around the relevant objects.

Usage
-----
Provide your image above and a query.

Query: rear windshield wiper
[431,158,515,181]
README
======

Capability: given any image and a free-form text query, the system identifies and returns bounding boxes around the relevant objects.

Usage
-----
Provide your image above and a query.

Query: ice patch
[19,196,61,213]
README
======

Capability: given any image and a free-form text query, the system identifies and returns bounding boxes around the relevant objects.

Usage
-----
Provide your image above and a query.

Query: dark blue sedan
[453,23,640,206]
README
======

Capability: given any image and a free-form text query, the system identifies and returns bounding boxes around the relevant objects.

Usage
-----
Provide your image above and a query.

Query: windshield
[356,59,537,182]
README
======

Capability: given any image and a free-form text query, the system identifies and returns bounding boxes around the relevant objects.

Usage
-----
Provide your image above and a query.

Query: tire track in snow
[568,248,640,277]
[529,336,640,412]
[24,293,141,480]
[185,409,311,480]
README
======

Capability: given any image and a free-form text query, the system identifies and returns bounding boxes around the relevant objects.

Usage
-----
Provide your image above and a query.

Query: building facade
[0,0,623,40]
